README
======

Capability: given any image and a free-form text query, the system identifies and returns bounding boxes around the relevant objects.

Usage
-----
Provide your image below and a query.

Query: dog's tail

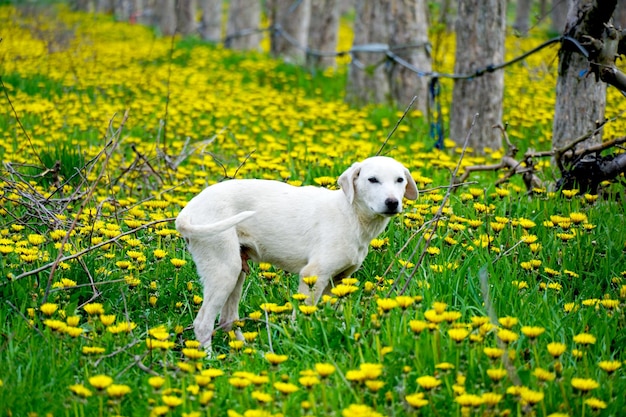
[176,211,256,238]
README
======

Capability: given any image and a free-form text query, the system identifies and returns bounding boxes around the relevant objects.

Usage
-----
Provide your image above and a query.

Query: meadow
[0,4,625,417]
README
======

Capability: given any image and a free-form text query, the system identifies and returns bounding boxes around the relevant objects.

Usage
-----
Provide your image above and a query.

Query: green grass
[0,4,625,417]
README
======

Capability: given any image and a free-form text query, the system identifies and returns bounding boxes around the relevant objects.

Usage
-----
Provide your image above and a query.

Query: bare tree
[176,0,196,35]
[551,0,571,34]
[199,0,222,42]
[96,0,114,13]
[449,0,506,152]
[513,0,532,35]
[345,1,389,105]
[225,0,262,51]
[157,0,177,35]
[387,0,431,113]
[551,0,616,153]
[307,0,340,68]
[266,0,311,63]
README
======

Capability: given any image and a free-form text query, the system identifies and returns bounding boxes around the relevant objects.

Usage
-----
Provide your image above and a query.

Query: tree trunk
[307,0,340,68]
[225,0,262,51]
[513,0,532,35]
[387,0,431,113]
[437,0,456,32]
[156,0,177,35]
[266,0,311,63]
[449,0,506,152]
[552,0,616,153]
[96,0,114,13]
[345,1,390,105]
[199,0,222,42]
[72,0,93,12]
[176,0,196,35]
[551,0,571,34]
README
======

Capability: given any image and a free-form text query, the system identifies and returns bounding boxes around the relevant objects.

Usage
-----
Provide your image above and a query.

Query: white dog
[176,156,418,349]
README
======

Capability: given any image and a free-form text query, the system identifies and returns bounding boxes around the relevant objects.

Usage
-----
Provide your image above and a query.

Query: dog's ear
[404,168,419,200]
[338,162,361,204]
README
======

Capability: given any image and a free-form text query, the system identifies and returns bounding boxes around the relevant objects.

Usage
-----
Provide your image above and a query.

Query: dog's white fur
[176,156,418,349]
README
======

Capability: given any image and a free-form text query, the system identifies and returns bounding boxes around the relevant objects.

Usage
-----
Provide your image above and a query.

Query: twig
[5,217,174,285]
[388,114,478,296]
[94,337,144,367]
[0,76,45,166]
[377,95,417,156]
[5,300,45,339]
[42,111,129,303]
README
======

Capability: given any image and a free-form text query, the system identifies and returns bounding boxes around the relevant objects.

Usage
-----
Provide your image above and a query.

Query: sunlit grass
[0,4,625,417]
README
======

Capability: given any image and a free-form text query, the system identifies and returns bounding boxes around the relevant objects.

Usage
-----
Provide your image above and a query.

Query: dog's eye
[396,177,405,184]
[368,177,379,184]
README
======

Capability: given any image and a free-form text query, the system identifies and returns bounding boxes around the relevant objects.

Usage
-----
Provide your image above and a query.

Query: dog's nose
[385,198,399,212]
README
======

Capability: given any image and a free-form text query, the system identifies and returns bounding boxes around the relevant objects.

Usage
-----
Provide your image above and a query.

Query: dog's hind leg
[218,270,246,342]
[191,239,242,350]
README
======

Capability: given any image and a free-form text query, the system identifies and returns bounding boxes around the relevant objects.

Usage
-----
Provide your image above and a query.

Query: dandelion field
[1,4,626,417]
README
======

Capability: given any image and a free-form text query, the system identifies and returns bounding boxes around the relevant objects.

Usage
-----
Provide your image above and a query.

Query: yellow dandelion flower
[69,384,93,398]
[455,393,483,407]
[584,397,607,410]
[162,394,183,408]
[370,238,388,249]
[481,392,503,406]
[571,377,599,392]
[82,346,106,355]
[265,352,288,365]
[199,390,215,405]
[405,392,428,408]
[100,314,116,326]
[298,305,318,315]
[228,377,251,389]
[298,375,320,388]
[448,328,469,343]
[182,348,207,360]
[483,347,504,359]
[148,376,166,390]
[251,390,272,404]
[573,332,596,345]
[521,326,545,339]
[486,368,507,382]
[376,298,398,312]
[533,367,556,382]
[598,360,621,374]
[170,258,186,268]
[106,384,131,398]
[302,275,317,286]
[40,303,58,316]
[562,189,579,198]
[274,381,299,394]
[395,295,414,309]
[83,303,105,315]
[341,404,384,417]
[416,375,441,390]
[359,363,383,380]
[88,374,114,390]
[497,329,519,344]
[331,284,358,298]
[520,388,544,405]
[315,363,336,378]
[424,309,445,323]
[435,362,455,371]
[498,316,518,328]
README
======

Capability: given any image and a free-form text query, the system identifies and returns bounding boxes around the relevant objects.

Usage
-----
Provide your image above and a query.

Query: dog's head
[338,156,418,216]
